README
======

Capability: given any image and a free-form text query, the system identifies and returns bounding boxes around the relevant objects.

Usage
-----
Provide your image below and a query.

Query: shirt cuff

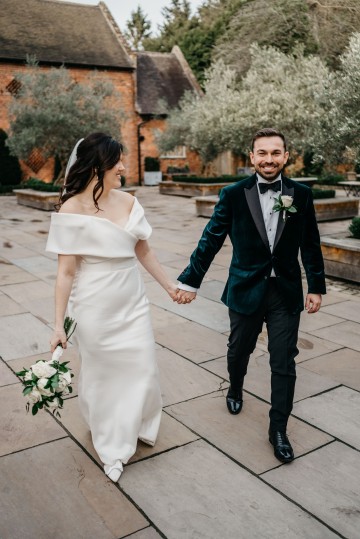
[177,282,198,292]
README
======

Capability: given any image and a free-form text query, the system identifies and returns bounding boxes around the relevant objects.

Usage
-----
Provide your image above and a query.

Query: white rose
[28,388,42,404]
[280,195,293,208]
[55,378,67,393]
[47,397,60,409]
[37,378,55,397]
[51,346,63,363]
[24,371,33,381]
[32,361,57,379]
[60,371,71,385]
[61,387,70,396]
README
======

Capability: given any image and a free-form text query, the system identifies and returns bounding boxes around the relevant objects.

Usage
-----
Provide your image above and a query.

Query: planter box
[314,197,359,221]
[159,181,232,197]
[13,189,59,211]
[144,171,162,186]
[321,235,360,283]
[195,195,359,221]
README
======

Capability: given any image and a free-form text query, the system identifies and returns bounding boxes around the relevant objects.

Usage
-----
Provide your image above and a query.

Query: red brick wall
[139,118,203,179]
[0,63,140,184]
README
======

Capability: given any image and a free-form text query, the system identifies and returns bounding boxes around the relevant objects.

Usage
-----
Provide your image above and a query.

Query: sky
[61,0,205,35]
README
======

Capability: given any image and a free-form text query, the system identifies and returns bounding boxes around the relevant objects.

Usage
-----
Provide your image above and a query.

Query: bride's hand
[167,283,179,301]
[50,329,67,352]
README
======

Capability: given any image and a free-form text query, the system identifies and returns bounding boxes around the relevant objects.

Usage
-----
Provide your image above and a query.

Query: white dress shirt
[178,174,282,291]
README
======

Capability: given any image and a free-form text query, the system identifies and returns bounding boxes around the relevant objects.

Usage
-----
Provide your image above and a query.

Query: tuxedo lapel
[244,176,270,251]
[273,177,294,250]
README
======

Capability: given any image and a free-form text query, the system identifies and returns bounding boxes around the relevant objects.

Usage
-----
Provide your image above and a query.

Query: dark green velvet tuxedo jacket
[178,174,326,315]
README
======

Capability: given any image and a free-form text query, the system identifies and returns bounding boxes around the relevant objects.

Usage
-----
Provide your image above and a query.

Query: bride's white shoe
[104,460,123,482]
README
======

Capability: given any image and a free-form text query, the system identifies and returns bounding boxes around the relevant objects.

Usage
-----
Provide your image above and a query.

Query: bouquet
[16,317,77,417]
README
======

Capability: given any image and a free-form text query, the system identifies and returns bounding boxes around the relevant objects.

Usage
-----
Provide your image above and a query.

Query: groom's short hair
[251,128,287,152]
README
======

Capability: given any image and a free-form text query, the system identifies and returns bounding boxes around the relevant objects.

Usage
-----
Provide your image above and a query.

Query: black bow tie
[258,180,281,194]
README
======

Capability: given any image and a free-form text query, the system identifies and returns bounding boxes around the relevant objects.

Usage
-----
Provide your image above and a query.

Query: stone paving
[0,188,359,539]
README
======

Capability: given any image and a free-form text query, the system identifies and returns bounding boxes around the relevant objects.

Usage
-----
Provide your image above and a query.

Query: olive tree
[7,60,123,181]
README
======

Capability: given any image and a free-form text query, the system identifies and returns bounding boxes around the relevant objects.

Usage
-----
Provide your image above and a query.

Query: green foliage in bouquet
[16,317,77,417]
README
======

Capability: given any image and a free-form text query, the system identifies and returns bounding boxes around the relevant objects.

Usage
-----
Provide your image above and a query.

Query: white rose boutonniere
[272,195,297,221]
[16,316,76,417]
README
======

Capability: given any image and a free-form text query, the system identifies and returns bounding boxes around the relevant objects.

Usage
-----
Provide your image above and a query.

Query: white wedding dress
[46,198,162,473]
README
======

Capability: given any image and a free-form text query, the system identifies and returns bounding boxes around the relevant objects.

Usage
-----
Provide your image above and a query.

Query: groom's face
[250,136,289,182]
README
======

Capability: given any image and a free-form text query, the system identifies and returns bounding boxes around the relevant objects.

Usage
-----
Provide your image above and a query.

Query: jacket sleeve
[300,190,326,294]
[178,188,231,288]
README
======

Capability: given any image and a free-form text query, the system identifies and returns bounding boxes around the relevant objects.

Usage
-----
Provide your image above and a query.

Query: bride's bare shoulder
[112,189,135,211]
[58,196,82,214]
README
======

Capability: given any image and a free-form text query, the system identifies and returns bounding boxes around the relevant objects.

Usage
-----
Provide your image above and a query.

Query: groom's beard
[255,165,285,182]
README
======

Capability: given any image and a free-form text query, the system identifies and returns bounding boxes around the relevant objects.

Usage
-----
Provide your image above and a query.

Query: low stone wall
[13,187,137,211]
[13,189,60,211]
[314,197,359,222]
[195,195,359,221]
[321,236,360,283]
[159,181,232,197]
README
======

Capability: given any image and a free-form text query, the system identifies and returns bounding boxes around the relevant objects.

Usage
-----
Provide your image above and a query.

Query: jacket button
[264,276,268,280]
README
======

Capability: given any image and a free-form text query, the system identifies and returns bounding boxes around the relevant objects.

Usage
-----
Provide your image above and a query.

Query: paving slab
[146,280,229,332]
[197,279,225,303]
[0,312,52,360]
[0,261,36,286]
[262,441,360,539]
[0,240,37,260]
[11,255,58,281]
[128,528,163,539]
[0,437,147,539]
[293,386,360,449]
[310,321,360,352]
[202,353,338,403]
[321,290,359,306]
[300,347,360,391]
[56,397,199,465]
[149,305,189,329]
[299,310,344,332]
[322,300,360,323]
[122,439,338,539]
[0,358,18,387]
[0,383,66,456]
[157,347,225,406]
[155,320,228,363]
[0,290,26,316]
[167,391,333,474]
[0,278,54,304]
[256,329,343,361]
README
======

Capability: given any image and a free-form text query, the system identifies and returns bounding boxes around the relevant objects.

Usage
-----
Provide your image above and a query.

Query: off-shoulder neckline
[54,197,139,231]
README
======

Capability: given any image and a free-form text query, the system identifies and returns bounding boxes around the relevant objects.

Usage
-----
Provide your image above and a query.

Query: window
[6,78,22,95]
[26,149,46,173]
[160,146,186,159]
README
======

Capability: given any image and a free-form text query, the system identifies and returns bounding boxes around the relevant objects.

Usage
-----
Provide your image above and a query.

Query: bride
[47,132,182,482]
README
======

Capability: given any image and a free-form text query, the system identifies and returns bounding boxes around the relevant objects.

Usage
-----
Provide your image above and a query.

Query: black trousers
[227,279,300,432]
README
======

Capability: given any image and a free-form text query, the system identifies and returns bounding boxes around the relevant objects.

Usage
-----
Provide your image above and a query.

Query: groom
[176,128,326,463]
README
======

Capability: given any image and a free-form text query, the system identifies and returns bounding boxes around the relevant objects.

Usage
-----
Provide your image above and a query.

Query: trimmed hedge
[311,188,336,199]
[349,217,360,239]
[167,165,190,174]
[171,174,249,184]
[144,157,160,172]
[17,178,62,192]
[316,173,345,185]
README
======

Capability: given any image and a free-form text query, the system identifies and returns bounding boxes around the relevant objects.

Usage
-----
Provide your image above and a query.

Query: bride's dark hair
[58,132,123,211]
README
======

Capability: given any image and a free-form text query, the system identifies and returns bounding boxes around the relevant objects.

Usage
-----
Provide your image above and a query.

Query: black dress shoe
[269,430,294,463]
[226,390,243,415]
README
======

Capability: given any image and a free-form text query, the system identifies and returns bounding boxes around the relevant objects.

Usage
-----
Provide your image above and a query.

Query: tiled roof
[136,48,202,115]
[0,0,133,69]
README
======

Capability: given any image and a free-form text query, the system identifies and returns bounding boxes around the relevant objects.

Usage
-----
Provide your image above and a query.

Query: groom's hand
[176,289,197,304]
[305,293,322,314]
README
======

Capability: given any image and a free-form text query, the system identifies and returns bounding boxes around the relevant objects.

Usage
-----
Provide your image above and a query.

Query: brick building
[0,0,202,184]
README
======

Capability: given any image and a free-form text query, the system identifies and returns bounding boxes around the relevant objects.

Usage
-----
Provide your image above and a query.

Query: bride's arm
[135,240,178,300]
[50,254,77,352]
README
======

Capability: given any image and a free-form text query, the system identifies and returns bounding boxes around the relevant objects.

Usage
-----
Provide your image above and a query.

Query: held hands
[305,293,322,314]
[166,283,197,304]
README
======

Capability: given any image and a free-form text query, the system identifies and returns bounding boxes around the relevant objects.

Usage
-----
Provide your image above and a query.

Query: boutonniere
[272,195,297,222]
